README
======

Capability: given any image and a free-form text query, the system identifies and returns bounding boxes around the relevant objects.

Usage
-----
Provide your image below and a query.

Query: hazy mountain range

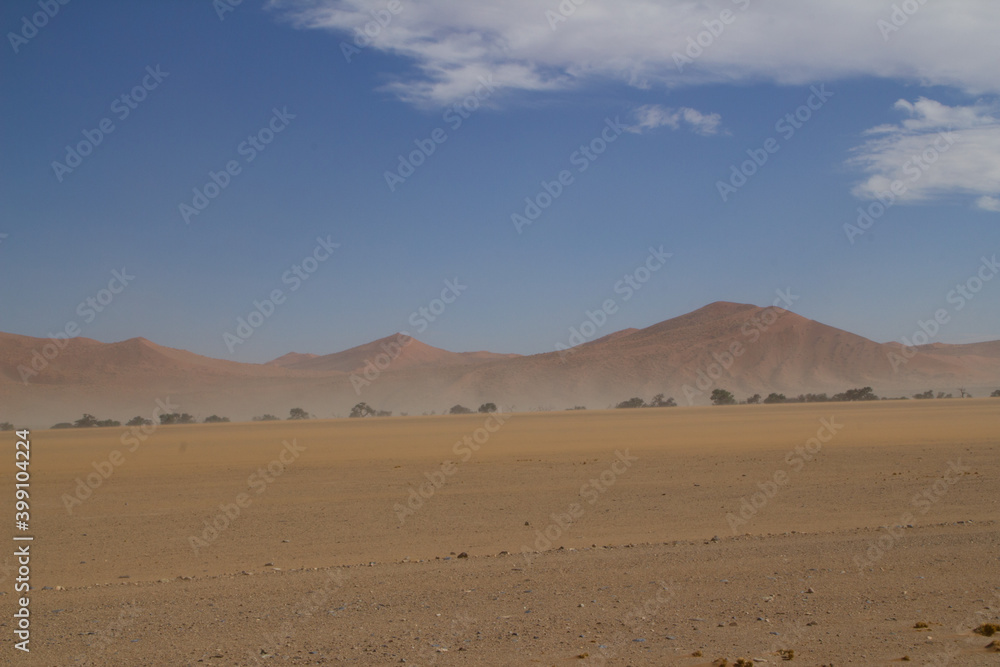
[3,302,999,426]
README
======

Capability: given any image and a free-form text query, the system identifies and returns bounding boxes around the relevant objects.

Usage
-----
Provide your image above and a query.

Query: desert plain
[4,399,1000,665]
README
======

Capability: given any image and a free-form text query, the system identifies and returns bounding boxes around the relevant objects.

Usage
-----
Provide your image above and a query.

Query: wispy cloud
[849,98,1000,212]
[627,105,722,136]
[269,0,1000,106]
[977,196,1000,212]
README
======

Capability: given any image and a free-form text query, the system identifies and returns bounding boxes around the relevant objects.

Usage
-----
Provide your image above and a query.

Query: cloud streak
[627,105,723,136]
[270,0,1000,106]
[850,98,1000,212]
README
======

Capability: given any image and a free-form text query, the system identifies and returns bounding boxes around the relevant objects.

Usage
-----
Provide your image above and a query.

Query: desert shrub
[204,415,230,423]
[478,403,497,413]
[161,413,196,425]
[647,394,677,407]
[710,389,736,406]
[74,414,99,428]
[252,414,280,422]
[349,403,375,418]
[616,397,645,409]
[832,386,879,401]
[449,404,473,415]
[974,623,1000,637]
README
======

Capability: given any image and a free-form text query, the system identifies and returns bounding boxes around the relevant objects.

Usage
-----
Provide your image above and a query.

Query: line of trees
[347,402,497,417]
[706,386,992,406]
[709,387,881,405]
[614,394,677,409]
[26,387,1000,429]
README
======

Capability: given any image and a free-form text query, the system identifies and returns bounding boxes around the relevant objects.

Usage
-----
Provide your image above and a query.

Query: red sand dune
[2,302,998,426]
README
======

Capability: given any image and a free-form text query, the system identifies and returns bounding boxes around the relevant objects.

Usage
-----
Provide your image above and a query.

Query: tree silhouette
[647,394,677,407]
[349,403,375,418]
[710,389,736,406]
[161,413,196,425]
[74,414,99,428]
[478,403,497,413]
[832,387,879,402]
[288,407,310,420]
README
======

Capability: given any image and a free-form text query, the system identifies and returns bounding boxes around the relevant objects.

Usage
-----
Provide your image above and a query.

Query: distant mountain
[266,334,519,373]
[2,302,998,426]
[266,352,319,367]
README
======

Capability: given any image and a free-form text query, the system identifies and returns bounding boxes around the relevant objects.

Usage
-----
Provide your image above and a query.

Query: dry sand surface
[4,400,1000,665]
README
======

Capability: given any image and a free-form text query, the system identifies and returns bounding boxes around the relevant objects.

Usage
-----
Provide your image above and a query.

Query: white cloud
[269,0,1000,106]
[977,196,1000,212]
[627,105,722,136]
[849,98,1000,210]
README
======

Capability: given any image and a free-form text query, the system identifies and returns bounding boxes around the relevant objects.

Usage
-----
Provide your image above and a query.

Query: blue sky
[2,0,999,362]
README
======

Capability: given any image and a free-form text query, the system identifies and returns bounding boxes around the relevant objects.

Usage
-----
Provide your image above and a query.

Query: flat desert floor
[5,400,1000,665]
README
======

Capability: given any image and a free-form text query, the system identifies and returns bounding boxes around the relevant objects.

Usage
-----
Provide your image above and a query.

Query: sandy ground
[3,400,999,665]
